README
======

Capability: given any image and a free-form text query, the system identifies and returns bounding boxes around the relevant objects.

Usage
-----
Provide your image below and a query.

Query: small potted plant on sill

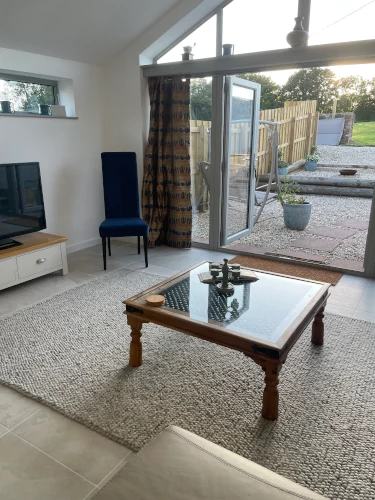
[278,149,288,176]
[304,145,319,172]
[276,179,312,230]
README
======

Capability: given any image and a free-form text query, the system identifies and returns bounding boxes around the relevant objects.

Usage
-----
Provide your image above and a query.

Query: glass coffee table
[124,262,330,420]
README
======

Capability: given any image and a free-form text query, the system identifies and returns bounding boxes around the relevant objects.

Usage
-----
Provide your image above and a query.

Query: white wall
[102,0,223,185]
[0,0,221,253]
[0,48,104,252]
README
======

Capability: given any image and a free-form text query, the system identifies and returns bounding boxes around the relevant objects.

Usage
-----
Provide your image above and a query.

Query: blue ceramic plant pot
[304,160,318,171]
[278,167,288,176]
[283,202,312,230]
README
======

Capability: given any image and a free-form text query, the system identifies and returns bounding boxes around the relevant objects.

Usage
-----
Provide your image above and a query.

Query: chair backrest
[101,152,140,219]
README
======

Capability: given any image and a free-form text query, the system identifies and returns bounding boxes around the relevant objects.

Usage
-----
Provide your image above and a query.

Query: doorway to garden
[191,65,375,275]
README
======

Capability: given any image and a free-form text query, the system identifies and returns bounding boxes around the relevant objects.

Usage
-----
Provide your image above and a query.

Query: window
[0,74,57,114]
[157,14,217,64]
[222,0,298,55]
[309,0,375,46]
[153,0,375,66]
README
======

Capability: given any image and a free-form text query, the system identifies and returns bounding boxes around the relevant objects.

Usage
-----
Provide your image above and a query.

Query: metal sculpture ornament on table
[199,259,258,295]
[214,259,236,294]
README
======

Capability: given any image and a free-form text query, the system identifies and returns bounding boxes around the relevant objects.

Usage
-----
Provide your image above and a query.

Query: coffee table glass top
[133,263,326,344]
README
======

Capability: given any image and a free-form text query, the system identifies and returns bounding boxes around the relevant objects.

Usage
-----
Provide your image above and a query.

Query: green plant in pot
[278,149,288,176]
[276,179,312,230]
[305,145,319,172]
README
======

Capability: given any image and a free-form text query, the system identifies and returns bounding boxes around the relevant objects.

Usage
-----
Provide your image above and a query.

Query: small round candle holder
[211,269,220,280]
[232,269,241,280]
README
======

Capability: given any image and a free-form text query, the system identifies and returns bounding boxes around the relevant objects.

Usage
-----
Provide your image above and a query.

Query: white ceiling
[0,0,182,65]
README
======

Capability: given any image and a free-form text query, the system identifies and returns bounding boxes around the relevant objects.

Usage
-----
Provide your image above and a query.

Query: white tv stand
[0,232,68,291]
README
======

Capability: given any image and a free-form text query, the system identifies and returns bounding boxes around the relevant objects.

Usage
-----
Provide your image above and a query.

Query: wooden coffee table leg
[127,317,143,367]
[262,362,282,421]
[311,306,325,346]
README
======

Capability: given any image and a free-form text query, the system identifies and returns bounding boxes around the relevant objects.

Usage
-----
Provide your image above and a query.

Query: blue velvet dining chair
[99,152,149,270]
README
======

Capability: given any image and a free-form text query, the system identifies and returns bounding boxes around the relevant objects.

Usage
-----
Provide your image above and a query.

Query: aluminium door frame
[221,76,260,246]
[208,75,225,251]
[364,189,375,277]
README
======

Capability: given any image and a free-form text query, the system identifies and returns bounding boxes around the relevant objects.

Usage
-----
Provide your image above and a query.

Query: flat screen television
[0,162,46,249]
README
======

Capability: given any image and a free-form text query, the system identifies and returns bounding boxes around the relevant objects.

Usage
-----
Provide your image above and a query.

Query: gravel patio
[292,166,375,180]
[193,195,371,270]
[192,146,374,272]
[318,145,375,166]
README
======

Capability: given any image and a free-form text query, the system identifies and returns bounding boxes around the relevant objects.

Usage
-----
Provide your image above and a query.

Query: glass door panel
[191,77,212,245]
[221,76,260,246]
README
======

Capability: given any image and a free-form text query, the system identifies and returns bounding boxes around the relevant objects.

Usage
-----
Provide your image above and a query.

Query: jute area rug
[0,268,374,500]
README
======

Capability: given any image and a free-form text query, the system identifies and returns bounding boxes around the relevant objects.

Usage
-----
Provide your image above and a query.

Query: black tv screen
[0,162,46,246]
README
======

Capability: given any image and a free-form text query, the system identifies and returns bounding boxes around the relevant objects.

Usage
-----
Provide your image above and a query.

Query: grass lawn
[352,122,375,146]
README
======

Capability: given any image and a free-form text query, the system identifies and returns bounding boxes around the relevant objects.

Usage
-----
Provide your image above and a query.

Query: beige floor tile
[0,285,45,317]
[0,432,93,500]
[0,385,43,429]
[352,309,375,323]
[130,263,176,277]
[0,424,8,437]
[355,288,375,313]
[325,303,354,318]
[68,253,137,276]
[97,452,134,489]
[338,274,372,288]
[82,487,100,500]
[328,287,364,309]
[23,270,94,295]
[13,407,132,485]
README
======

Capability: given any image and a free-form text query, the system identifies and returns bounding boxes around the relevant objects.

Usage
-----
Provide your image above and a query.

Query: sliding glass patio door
[220,77,261,246]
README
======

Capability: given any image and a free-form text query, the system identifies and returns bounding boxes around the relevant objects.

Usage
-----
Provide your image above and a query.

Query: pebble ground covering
[192,146,374,266]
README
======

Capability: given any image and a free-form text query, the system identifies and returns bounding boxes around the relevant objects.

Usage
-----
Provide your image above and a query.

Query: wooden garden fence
[190,100,319,207]
[258,100,318,174]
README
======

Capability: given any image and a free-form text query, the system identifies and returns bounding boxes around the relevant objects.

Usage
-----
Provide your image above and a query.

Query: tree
[190,73,282,121]
[1,81,54,112]
[237,73,281,110]
[355,77,375,122]
[281,68,338,113]
[190,79,212,121]
[337,76,367,113]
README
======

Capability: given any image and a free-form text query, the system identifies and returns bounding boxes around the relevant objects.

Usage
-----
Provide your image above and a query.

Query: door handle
[36,258,46,264]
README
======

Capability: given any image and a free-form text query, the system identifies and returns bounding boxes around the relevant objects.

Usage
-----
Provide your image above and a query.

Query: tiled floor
[0,240,374,499]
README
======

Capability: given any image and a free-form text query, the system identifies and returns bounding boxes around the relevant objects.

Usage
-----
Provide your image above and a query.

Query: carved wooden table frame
[124,262,330,421]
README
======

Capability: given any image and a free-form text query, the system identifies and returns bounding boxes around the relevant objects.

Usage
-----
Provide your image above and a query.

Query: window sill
[0,113,78,120]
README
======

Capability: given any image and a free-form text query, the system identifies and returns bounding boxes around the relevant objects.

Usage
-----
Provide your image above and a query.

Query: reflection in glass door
[221,77,261,246]
[191,77,212,245]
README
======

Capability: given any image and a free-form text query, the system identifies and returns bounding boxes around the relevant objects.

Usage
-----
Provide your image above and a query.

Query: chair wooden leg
[143,236,148,268]
[102,237,107,271]
[138,236,140,255]
[108,238,111,257]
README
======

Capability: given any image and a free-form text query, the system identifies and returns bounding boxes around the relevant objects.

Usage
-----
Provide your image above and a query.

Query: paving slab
[268,249,326,263]
[228,243,274,255]
[291,237,342,252]
[330,258,364,272]
[308,226,358,240]
[333,218,369,230]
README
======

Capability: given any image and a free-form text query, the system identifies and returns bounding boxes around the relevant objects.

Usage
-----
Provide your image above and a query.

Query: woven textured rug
[229,255,343,285]
[0,268,374,500]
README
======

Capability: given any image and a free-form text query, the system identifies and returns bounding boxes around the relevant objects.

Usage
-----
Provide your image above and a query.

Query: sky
[158,0,375,84]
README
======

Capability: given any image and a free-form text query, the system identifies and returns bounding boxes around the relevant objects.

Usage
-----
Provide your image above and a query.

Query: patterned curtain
[142,76,191,248]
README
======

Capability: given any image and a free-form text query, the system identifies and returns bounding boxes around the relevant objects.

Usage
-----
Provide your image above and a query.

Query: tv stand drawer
[17,245,63,279]
[0,258,16,286]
